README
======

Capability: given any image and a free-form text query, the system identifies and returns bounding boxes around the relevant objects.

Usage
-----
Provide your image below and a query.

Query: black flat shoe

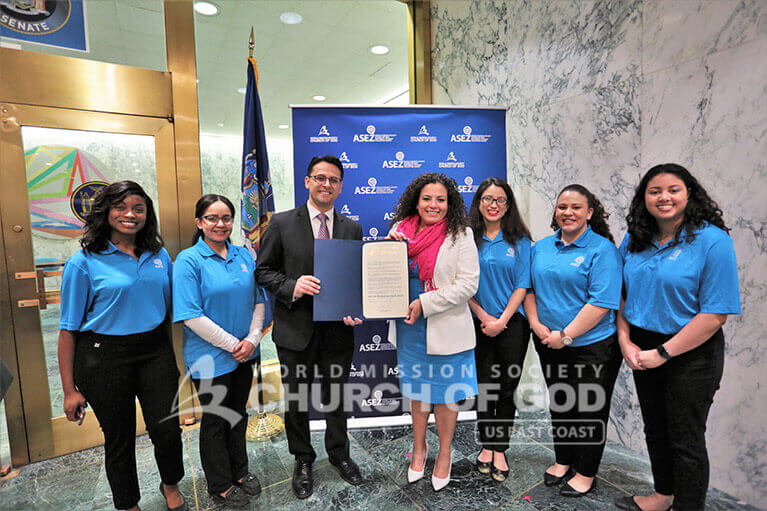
[234,472,261,496]
[159,482,189,511]
[330,458,363,485]
[543,466,573,486]
[559,478,596,497]
[615,495,673,511]
[475,454,492,474]
[209,486,249,508]
[292,460,313,499]
[490,453,510,482]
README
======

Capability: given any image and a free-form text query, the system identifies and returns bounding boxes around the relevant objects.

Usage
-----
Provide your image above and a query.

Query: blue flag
[241,57,275,331]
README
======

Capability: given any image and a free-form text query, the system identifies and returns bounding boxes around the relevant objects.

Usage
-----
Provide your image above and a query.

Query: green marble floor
[0,412,758,510]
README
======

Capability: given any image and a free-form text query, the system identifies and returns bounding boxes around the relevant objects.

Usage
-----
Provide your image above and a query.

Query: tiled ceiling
[1,0,409,139]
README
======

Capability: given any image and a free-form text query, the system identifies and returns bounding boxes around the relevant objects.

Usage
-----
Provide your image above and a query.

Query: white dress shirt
[306,202,334,239]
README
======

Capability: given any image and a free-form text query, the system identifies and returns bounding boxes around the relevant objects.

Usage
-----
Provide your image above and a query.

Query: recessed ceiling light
[312,95,326,102]
[194,1,219,16]
[217,122,225,127]
[237,88,246,94]
[278,124,289,129]
[370,44,390,55]
[280,12,302,25]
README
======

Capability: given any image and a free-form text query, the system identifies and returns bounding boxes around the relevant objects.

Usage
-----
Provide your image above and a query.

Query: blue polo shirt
[474,233,531,318]
[530,227,621,346]
[59,244,172,335]
[620,224,740,335]
[173,238,265,379]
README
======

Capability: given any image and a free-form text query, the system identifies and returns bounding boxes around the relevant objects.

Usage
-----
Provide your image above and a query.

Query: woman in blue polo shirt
[58,181,187,511]
[524,184,622,498]
[467,178,531,482]
[614,164,740,511]
[173,194,265,508]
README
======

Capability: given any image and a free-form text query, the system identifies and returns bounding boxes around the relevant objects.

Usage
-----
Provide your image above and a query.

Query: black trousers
[630,325,725,511]
[74,326,184,510]
[276,325,354,464]
[533,333,621,477]
[474,313,530,452]
[192,358,256,494]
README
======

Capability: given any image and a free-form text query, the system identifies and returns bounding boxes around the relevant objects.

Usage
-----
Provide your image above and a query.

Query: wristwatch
[656,344,672,360]
[560,330,573,346]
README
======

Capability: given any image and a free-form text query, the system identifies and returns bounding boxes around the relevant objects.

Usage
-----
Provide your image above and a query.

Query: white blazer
[388,224,480,355]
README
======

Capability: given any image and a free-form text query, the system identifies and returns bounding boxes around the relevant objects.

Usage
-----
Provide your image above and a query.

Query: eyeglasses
[201,215,233,225]
[480,196,508,206]
[309,174,342,186]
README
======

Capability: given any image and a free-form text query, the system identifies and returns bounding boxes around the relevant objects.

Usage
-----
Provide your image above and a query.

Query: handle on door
[14,269,62,309]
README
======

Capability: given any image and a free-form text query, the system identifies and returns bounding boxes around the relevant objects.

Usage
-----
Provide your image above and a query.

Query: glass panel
[21,126,157,418]
[0,0,167,71]
[0,400,9,467]
[194,1,410,363]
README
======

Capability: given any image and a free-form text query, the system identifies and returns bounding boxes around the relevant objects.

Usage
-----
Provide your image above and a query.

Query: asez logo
[382,151,424,169]
[353,124,396,143]
[451,125,491,142]
[457,176,479,193]
[354,177,397,195]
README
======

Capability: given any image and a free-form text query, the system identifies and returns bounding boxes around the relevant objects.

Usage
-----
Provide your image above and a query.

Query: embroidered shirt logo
[241,263,248,272]
[570,256,585,267]
[154,258,163,268]
[668,249,682,261]
[506,247,516,257]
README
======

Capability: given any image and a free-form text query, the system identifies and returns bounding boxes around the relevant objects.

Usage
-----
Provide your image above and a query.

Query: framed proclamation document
[313,239,408,321]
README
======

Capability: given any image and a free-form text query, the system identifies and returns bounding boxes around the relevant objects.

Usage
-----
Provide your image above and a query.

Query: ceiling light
[280,12,302,25]
[278,124,289,129]
[237,88,246,94]
[370,44,390,55]
[194,1,219,16]
[312,95,326,102]
[217,122,225,127]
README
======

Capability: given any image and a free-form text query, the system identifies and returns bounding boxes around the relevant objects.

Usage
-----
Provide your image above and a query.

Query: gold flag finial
[248,27,255,58]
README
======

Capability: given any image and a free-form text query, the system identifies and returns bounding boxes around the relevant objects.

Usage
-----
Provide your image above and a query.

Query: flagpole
[244,26,284,441]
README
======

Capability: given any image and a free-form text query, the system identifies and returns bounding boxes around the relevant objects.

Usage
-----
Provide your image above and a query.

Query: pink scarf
[397,215,447,291]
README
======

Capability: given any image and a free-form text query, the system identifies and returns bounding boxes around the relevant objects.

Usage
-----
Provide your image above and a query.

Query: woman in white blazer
[387,173,479,491]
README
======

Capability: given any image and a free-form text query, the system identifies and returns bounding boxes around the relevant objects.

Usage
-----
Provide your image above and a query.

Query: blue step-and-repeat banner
[291,105,507,423]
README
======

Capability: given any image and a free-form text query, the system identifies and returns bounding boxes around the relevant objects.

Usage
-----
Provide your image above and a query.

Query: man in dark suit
[256,155,364,499]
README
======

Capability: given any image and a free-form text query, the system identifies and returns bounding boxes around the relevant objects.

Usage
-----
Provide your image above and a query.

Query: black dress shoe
[543,466,574,486]
[559,478,596,497]
[330,458,363,485]
[159,482,189,511]
[614,495,672,511]
[234,472,261,496]
[490,453,510,482]
[292,460,313,499]
[209,486,249,508]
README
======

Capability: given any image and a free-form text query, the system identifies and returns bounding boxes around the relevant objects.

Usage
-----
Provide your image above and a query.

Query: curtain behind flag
[241,57,275,331]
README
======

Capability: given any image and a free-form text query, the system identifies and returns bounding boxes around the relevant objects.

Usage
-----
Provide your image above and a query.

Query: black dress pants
[192,358,256,494]
[74,326,184,510]
[630,325,725,511]
[474,313,530,452]
[533,333,621,477]
[276,325,354,464]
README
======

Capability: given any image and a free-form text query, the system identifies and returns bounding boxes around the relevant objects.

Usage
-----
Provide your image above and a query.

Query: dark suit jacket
[256,203,363,351]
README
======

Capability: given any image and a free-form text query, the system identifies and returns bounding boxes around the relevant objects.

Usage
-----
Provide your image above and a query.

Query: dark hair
[468,177,531,246]
[307,155,344,180]
[80,181,163,256]
[549,184,614,243]
[626,163,728,252]
[192,194,236,244]
[390,172,467,240]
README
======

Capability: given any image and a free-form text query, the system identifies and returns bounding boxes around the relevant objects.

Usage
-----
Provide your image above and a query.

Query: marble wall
[431,0,766,504]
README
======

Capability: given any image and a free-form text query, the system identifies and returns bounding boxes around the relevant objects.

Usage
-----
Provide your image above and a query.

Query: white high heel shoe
[431,452,452,491]
[407,443,429,483]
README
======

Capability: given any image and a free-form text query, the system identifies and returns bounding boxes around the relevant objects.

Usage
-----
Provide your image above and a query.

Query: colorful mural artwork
[26,145,111,239]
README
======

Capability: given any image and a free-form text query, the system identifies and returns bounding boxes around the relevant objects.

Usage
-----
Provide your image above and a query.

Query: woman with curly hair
[614,164,740,511]
[466,178,532,482]
[58,181,187,511]
[524,184,622,498]
[387,173,479,491]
